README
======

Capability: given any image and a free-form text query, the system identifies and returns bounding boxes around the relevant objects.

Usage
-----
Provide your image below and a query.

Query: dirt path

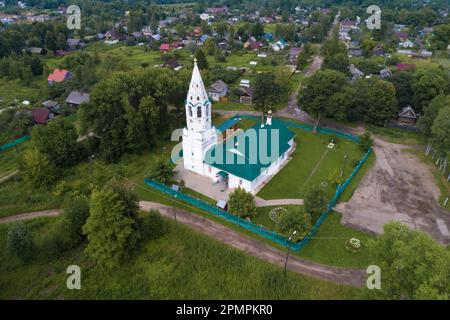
[335,137,450,244]
[1,203,365,287]
[0,170,18,184]
[255,197,304,207]
[139,201,365,287]
[0,209,62,224]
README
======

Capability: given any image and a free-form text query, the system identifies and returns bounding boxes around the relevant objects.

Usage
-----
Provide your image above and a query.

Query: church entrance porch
[174,162,232,201]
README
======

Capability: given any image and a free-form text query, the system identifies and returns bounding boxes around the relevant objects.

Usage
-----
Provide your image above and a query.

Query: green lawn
[296,212,375,268]
[258,128,365,200]
[0,215,361,299]
[252,206,376,268]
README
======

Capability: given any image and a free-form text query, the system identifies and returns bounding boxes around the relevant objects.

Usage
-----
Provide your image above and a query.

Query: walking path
[0,203,365,287]
[0,170,18,184]
[255,197,304,207]
[0,209,61,224]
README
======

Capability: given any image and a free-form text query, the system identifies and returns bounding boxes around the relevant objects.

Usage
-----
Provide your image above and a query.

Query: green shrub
[140,210,167,240]
[6,222,35,263]
[61,195,90,247]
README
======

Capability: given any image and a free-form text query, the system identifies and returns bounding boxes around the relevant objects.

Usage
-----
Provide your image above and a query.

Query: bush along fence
[0,136,30,152]
[144,118,373,251]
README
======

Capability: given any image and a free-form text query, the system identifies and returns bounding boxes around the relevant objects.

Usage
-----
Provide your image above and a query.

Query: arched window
[197,106,202,118]
[197,96,200,101]
[188,106,193,117]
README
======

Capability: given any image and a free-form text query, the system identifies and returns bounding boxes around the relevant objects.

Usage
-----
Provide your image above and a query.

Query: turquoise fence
[144,117,372,251]
[0,136,30,152]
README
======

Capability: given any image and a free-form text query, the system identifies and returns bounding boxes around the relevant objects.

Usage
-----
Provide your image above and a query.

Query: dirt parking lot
[335,137,450,244]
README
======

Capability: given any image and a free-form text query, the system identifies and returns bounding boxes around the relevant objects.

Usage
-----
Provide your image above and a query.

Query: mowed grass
[0,216,361,299]
[296,212,375,268]
[258,128,365,200]
[252,206,375,268]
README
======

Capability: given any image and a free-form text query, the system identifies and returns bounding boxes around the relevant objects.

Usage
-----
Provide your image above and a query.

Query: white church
[182,59,296,194]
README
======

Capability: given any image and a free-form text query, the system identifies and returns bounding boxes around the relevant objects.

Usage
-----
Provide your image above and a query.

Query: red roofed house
[160,43,171,52]
[47,68,73,84]
[396,63,416,72]
[32,108,56,124]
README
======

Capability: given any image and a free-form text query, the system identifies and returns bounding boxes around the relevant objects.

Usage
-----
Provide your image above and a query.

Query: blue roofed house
[181,59,295,193]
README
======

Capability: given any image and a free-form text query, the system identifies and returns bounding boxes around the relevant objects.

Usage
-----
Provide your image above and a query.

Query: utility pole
[173,194,177,222]
[284,230,297,277]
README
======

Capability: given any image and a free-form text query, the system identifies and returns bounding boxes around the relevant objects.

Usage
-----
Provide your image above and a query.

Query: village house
[28,47,47,55]
[66,91,90,108]
[239,87,253,105]
[42,100,61,113]
[160,43,171,52]
[397,106,418,124]
[396,63,416,72]
[207,80,228,102]
[379,68,392,79]
[271,39,287,52]
[47,69,73,84]
[349,64,364,80]
[32,108,56,125]
[289,47,302,62]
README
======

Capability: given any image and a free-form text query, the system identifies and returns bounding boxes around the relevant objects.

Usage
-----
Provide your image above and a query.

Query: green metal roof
[216,114,241,132]
[204,119,295,181]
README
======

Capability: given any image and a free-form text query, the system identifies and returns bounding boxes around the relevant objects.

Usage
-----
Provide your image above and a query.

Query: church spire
[185,58,212,132]
[187,58,208,103]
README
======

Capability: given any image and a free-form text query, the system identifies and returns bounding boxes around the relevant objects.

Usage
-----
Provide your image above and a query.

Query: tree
[147,156,175,184]
[388,71,413,108]
[61,196,90,247]
[430,24,450,50]
[79,68,178,162]
[323,52,349,74]
[253,72,281,124]
[228,187,257,218]
[304,186,328,222]
[203,38,216,56]
[365,222,450,300]
[140,209,167,240]
[412,69,448,114]
[417,95,449,139]
[7,222,35,262]
[278,207,311,241]
[31,118,81,168]
[83,186,141,269]
[298,69,346,130]
[195,49,208,70]
[20,149,57,188]
[365,79,397,126]
[430,105,450,154]
[358,132,373,152]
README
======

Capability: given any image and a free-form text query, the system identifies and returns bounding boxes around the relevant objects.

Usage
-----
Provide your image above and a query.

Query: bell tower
[182,59,217,175]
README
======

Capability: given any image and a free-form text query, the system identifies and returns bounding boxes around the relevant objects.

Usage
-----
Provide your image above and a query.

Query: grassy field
[366,124,423,145]
[0,215,361,299]
[257,128,365,200]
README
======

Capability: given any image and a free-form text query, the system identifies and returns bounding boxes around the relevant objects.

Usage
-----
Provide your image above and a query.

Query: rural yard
[336,137,450,244]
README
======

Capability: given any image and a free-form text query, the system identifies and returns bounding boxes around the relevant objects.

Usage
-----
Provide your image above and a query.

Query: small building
[379,68,392,79]
[32,108,56,124]
[47,69,73,84]
[240,79,250,88]
[397,106,418,124]
[28,47,47,55]
[42,100,61,113]
[207,80,228,102]
[163,59,181,70]
[372,44,385,56]
[289,47,302,60]
[160,43,171,52]
[66,91,90,108]
[396,63,416,72]
[349,49,363,57]
[239,87,253,105]
[349,64,364,80]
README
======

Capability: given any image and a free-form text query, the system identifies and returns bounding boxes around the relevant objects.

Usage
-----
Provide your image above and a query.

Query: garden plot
[257,129,365,200]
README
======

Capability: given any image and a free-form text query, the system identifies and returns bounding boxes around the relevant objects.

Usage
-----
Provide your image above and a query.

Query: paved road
[1,203,366,287]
